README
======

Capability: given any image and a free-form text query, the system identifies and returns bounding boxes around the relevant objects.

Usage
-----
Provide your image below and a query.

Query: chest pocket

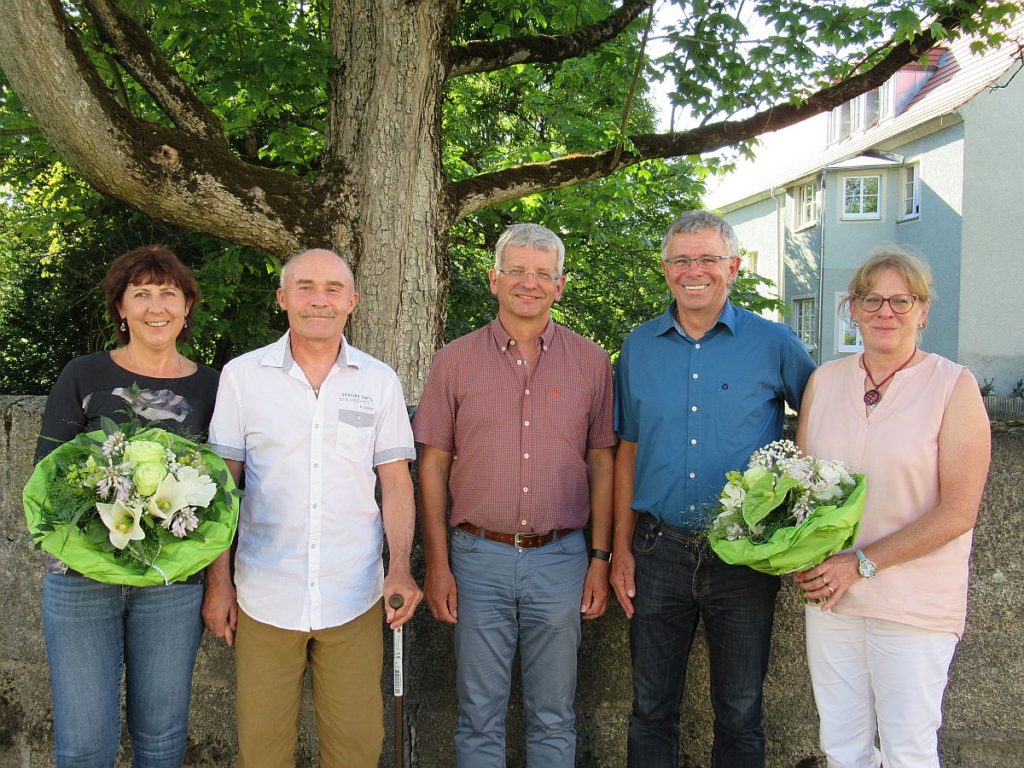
[336,408,374,463]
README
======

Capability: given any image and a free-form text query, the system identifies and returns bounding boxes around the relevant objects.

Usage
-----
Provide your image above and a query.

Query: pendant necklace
[862,347,917,406]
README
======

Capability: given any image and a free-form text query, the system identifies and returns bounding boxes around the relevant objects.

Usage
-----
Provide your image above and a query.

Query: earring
[184,314,189,329]
[119,320,127,332]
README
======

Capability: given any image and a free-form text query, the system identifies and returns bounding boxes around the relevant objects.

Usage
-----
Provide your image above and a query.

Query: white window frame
[828,103,850,144]
[879,77,896,120]
[901,164,920,219]
[835,293,863,353]
[793,295,817,352]
[745,249,759,275]
[841,175,882,220]
[796,182,819,229]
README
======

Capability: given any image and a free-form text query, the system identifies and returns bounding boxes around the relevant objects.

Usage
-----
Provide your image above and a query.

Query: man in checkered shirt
[414,224,615,767]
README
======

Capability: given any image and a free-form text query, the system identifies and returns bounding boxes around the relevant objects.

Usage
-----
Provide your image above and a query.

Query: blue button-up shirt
[614,301,815,530]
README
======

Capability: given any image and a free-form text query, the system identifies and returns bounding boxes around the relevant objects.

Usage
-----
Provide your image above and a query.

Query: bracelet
[590,548,612,562]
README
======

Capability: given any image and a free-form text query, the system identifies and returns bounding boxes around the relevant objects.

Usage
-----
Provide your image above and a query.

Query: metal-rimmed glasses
[494,267,562,284]
[662,255,735,270]
[855,293,919,314]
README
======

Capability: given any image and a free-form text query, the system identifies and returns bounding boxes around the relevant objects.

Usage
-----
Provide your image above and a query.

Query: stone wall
[2,395,1022,767]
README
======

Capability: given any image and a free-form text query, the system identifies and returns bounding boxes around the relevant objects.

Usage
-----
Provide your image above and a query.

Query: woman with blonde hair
[794,246,990,767]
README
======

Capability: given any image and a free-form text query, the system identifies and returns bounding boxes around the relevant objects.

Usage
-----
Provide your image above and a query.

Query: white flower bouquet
[24,416,240,585]
[707,440,865,575]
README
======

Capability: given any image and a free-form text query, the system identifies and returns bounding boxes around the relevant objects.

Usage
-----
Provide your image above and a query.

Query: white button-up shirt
[209,332,415,631]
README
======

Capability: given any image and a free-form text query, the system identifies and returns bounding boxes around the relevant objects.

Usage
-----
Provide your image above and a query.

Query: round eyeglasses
[855,294,918,314]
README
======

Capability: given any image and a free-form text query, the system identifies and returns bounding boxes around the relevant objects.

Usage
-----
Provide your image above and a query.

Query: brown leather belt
[457,523,577,550]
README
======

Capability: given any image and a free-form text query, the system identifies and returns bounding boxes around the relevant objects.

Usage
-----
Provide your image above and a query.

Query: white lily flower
[96,499,146,549]
[147,473,191,520]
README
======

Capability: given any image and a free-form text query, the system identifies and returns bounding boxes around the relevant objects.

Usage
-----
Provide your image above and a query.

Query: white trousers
[804,607,958,768]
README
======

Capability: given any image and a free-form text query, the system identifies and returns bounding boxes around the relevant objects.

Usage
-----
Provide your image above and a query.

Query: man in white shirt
[202,248,422,768]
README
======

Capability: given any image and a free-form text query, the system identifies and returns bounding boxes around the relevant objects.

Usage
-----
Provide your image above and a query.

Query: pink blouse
[803,353,973,637]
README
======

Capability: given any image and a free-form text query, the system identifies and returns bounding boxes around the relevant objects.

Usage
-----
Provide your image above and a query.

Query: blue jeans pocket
[633,520,662,555]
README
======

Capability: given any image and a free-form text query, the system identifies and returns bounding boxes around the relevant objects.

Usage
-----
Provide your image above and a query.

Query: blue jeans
[42,573,204,768]
[450,527,588,768]
[627,514,780,768]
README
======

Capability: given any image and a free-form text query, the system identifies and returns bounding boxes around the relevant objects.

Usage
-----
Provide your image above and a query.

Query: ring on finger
[827,585,834,594]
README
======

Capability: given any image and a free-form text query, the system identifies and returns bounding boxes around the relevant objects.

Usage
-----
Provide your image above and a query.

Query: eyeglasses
[662,255,734,270]
[494,267,562,284]
[856,293,918,314]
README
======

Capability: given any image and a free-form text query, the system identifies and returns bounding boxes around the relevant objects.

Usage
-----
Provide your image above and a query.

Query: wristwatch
[855,549,877,579]
[590,548,612,562]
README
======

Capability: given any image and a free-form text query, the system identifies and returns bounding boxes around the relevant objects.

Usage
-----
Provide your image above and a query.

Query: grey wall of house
[719,196,783,290]
[3,394,1024,767]
[873,121,966,365]
[959,66,1024,394]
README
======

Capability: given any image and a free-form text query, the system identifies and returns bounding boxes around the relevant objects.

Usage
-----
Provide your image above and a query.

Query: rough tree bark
[0,0,992,398]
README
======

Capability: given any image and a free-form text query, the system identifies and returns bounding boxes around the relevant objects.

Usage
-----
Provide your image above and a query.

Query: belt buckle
[513,531,531,551]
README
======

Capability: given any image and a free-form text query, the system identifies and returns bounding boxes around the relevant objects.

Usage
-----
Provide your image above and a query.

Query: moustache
[299,311,337,319]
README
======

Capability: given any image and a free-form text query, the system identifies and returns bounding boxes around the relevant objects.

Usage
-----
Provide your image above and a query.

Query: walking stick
[388,593,405,768]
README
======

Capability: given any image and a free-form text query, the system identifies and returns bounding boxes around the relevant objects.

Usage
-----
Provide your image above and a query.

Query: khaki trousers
[235,602,384,768]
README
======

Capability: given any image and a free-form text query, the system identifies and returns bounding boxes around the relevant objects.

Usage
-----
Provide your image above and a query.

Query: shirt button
[695,343,701,349]
[523,453,529,459]
[510,339,516,345]
[312,503,318,509]
[521,519,528,526]
[314,462,320,468]
[543,345,548,351]
[689,472,696,479]
[690,406,698,412]
[523,487,529,493]
[524,420,530,426]
[310,581,315,588]
[690,439,697,445]
[516,360,523,365]
[689,504,696,511]
[692,373,699,379]
[525,389,530,395]
[310,543,317,550]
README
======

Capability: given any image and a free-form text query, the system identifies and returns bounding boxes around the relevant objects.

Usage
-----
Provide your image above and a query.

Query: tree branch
[447,0,651,77]
[80,0,226,144]
[450,9,971,219]
[0,0,326,257]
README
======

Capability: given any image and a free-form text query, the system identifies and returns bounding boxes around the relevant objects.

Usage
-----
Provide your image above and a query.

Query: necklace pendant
[863,389,881,406]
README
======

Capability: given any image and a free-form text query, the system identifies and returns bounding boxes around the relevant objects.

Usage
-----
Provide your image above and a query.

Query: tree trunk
[323,1,457,400]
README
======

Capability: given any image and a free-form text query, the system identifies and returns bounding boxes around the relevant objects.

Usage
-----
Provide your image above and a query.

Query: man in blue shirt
[611,211,815,768]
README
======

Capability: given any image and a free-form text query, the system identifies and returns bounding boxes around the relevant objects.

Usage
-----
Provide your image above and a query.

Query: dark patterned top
[35,351,220,462]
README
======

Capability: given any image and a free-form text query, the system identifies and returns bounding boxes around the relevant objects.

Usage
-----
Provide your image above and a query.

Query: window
[850,90,879,132]
[879,77,896,120]
[842,175,881,220]
[797,182,818,227]
[793,297,817,351]
[828,103,850,143]
[902,164,920,218]
[745,249,759,274]
[835,293,863,353]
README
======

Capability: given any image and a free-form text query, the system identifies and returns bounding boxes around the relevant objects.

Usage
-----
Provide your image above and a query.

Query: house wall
[720,195,781,284]
[958,66,1024,394]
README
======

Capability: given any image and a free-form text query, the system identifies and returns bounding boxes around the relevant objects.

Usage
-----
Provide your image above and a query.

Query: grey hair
[280,248,353,289]
[494,224,566,275]
[661,210,739,260]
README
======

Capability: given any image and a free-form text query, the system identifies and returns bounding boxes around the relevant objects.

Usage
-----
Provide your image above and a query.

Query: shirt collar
[488,318,558,353]
[655,300,738,339]
[259,331,362,373]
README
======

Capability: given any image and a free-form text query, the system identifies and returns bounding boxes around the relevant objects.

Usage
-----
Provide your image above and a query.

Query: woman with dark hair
[36,245,219,767]
[794,246,990,767]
